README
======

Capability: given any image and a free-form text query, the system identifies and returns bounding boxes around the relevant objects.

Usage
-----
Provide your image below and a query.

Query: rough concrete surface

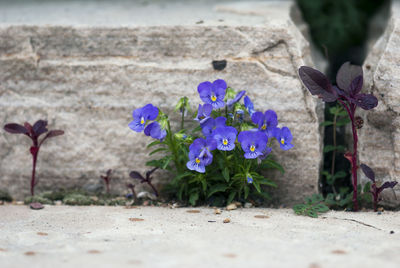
[360,1,400,207]
[0,206,399,268]
[0,0,322,204]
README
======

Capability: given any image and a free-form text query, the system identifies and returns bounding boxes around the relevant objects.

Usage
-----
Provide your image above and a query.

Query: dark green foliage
[293,194,330,218]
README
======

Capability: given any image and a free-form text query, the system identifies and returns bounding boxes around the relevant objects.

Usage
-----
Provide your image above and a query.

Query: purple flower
[227,90,246,108]
[144,121,166,141]
[238,131,269,159]
[273,127,294,150]
[186,148,206,173]
[129,104,159,132]
[244,96,255,116]
[201,116,226,137]
[189,138,217,165]
[247,176,253,184]
[213,126,238,151]
[251,110,278,138]
[197,79,227,109]
[194,103,213,124]
[187,138,217,173]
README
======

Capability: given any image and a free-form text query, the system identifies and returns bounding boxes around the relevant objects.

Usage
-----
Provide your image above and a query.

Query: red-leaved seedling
[101,169,113,194]
[299,62,378,211]
[129,167,159,197]
[3,120,64,196]
[360,164,398,212]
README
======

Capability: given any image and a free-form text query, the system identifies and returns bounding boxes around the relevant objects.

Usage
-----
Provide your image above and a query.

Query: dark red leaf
[349,75,363,96]
[24,122,33,134]
[354,94,378,110]
[32,120,48,137]
[378,181,398,194]
[145,167,159,179]
[30,202,44,210]
[3,123,28,134]
[129,171,145,181]
[298,66,337,102]
[336,62,363,93]
[360,164,375,182]
[46,130,64,139]
[106,169,112,176]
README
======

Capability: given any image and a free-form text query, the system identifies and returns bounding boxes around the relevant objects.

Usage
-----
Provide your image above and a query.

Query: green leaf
[333,171,347,179]
[252,180,261,193]
[257,177,277,187]
[147,140,162,148]
[189,192,199,206]
[336,118,351,126]
[259,159,284,174]
[207,184,228,198]
[177,183,186,201]
[227,191,237,205]
[313,203,329,213]
[320,121,333,127]
[307,210,318,218]
[170,172,192,185]
[222,168,230,182]
[149,147,168,156]
[329,106,338,115]
[192,125,202,133]
[323,145,336,153]
[244,185,249,199]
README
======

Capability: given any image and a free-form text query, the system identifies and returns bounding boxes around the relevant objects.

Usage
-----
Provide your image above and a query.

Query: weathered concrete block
[0,0,322,204]
[360,2,400,207]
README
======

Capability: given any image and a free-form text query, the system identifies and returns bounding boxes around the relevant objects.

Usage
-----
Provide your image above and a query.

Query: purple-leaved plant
[299,62,378,211]
[101,169,113,194]
[3,120,64,196]
[129,167,159,197]
[360,164,398,212]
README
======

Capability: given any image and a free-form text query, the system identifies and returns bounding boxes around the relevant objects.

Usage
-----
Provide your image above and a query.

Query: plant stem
[30,148,39,196]
[330,107,338,196]
[167,120,182,173]
[181,109,185,130]
[338,99,359,211]
[147,181,159,197]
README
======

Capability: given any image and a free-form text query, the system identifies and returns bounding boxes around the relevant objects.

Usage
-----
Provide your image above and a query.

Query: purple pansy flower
[273,127,294,150]
[201,116,226,137]
[189,138,217,166]
[194,103,213,124]
[238,130,269,159]
[213,126,238,151]
[244,96,255,116]
[144,121,166,141]
[186,148,206,173]
[227,90,246,108]
[197,79,227,109]
[247,175,253,184]
[251,110,278,138]
[129,104,159,132]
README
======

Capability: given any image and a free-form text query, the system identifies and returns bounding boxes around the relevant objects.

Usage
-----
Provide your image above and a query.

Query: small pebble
[377,211,382,215]
[186,209,200,213]
[24,251,36,256]
[226,203,237,211]
[214,209,222,214]
[129,218,144,222]
[16,201,24,205]
[0,200,4,205]
[37,232,48,236]
[378,207,384,212]
[390,230,395,234]
[87,250,101,254]
[244,202,253,208]
[223,218,231,223]
[30,202,44,210]
[54,200,62,206]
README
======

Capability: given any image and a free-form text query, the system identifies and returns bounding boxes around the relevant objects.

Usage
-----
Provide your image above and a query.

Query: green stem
[181,109,185,130]
[167,120,182,173]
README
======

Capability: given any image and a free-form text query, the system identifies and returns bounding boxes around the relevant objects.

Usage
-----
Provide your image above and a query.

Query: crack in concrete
[324,216,383,231]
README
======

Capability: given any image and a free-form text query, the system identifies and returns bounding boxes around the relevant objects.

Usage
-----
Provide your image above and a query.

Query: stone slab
[360,1,400,208]
[0,206,399,268]
[0,0,322,204]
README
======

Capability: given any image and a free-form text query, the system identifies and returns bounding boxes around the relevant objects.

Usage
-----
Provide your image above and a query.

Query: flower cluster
[128,78,294,205]
[186,79,294,174]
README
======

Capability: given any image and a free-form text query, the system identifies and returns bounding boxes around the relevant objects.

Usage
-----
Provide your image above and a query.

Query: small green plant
[293,194,330,218]
[128,79,293,206]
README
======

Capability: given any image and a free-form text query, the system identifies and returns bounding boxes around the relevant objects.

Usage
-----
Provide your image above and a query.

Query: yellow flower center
[250,145,255,152]
[140,117,145,124]
[195,158,201,164]
[261,124,266,130]
[211,95,217,102]
[280,138,285,145]
[223,139,228,145]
